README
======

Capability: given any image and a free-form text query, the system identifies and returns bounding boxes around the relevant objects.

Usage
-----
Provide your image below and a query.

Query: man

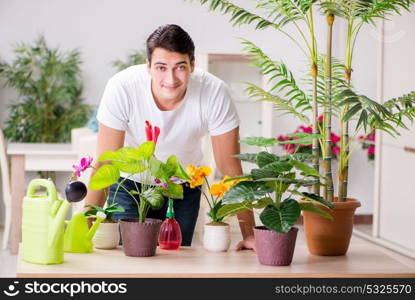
[85,24,255,249]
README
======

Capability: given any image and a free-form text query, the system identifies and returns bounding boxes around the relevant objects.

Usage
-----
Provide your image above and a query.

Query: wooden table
[7,143,78,254]
[16,240,415,278]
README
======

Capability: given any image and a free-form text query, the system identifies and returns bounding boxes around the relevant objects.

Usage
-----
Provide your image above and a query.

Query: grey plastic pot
[254,226,298,266]
[119,218,162,257]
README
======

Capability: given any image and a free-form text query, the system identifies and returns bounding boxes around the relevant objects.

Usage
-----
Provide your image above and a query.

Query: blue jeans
[107,178,201,246]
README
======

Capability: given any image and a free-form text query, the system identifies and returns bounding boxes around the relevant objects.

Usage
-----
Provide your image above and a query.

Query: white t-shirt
[96,64,239,181]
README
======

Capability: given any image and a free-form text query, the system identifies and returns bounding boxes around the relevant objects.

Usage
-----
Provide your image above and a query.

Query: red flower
[298,125,312,134]
[145,121,161,145]
[368,145,375,155]
[369,133,375,142]
[318,115,324,122]
[331,133,341,143]
[332,146,340,156]
[277,135,285,141]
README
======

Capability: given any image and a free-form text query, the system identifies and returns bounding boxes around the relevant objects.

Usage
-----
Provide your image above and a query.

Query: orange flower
[186,165,212,188]
[209,175,246,198]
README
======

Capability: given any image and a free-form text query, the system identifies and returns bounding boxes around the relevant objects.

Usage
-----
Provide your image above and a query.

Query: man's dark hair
[146,24,195,63]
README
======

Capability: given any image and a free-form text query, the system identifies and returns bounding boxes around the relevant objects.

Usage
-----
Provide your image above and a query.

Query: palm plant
[0,36,91,143]
[194,0,415,204]
[112,49,147,72]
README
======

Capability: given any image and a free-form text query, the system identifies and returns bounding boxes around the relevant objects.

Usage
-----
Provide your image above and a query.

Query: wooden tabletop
[16,237,415,278]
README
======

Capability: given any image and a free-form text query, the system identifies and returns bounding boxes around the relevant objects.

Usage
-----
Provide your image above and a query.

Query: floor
[2,226,415,277]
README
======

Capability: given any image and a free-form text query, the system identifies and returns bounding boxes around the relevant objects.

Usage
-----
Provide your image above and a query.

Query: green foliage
[0,36,91,142]
[84,203,125,221]
[239,136,278,147]
[221,141,333,234]
[112,49,147,71]
[90,142,189,223]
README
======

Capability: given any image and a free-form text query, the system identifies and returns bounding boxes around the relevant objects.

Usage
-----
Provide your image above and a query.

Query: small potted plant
[83,202,125,249]
[89,121,190,257]
[186,165,244,252]
[219,136,334,266]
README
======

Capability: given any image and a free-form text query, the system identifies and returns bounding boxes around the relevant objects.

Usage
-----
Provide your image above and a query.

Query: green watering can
[63,211,105,253]
[21,179,72,265]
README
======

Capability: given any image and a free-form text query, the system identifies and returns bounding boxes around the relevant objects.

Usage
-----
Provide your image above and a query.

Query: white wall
[0,0,383,226]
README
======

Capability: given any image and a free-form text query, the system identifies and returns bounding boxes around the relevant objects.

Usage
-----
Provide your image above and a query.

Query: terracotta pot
[254,226,298,266]
[92,221,120,250]
[203,222,231,252]
[303,197,361,256]
[119,218,162,257]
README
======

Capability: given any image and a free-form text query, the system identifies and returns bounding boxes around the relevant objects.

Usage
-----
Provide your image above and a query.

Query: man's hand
[236,235,255,251]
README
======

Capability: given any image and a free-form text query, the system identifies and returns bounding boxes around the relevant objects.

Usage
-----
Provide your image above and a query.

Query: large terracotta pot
[254,226,298,266]
[119,218,162,257]
[203,222,231,252]
[303,197,361,256]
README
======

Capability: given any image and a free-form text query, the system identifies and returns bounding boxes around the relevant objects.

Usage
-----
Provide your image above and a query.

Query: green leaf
[299,203,333,220]
[223,174,252,182]
[160,182,184,199]
[89,164,120,190]
[239,136,277,147]
[136,141,155,160]
[290,159,322,177]
[298,191,335,210]
[259,199,301,233]
[217,202,250,218]
[99,147,147,174]
[262,161,293,173]
[141,188,165,209]
[256,151,279,168]
[168,155,191,181]
[251,168,277,181]
[234,153,257,163]
[222,181,273,204]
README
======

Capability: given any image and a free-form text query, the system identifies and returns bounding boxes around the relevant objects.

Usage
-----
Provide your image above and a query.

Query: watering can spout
[86,211,106,241]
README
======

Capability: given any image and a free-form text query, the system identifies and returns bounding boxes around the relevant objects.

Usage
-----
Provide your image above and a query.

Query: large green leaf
[167,155,191,181]
[259,200,301,233]
[256,151,279,168]
[239,136,277,147]
[136,141,155,160]
[276,133,323,145]
[299,203,333,220]
[89,164,120,190]
[222,181,273,204]
[160,182,184,199]
[295,191,335,209]
[234,153,257,163]
[217,197,272,218]
[251,168,277,181]
[141,188,165,209]
[99,147,147,174]
[290,159,323,178]
[262,161,293,173]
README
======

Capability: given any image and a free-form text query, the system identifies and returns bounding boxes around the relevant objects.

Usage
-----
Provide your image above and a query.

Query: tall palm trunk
[309,7,320,196]
[323,13,335,202]
[338,19,354,202]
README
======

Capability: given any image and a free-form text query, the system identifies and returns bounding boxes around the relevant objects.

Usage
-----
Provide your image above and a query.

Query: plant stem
[323,13,335,202]
[309,6,320,196]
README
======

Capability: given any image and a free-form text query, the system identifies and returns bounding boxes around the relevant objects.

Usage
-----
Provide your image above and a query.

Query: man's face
[147,47,194,103]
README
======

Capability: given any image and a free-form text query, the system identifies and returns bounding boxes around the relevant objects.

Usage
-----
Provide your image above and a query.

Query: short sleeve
[207,82,240,136]
[96,77,130,131]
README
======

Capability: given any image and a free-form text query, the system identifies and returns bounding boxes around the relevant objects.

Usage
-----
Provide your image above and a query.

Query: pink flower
[368,145,375,155]
[277,135,285,141]
[72,156,93,177]
[154,178,162,184]
[162,183,168,189]
[369,133,375,142]
[298,125,312,134]
[331,133,341,144]
[318,115,324,122]
[332,146,340,156]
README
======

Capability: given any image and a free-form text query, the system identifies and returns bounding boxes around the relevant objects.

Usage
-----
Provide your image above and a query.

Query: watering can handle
[26,178,59,216]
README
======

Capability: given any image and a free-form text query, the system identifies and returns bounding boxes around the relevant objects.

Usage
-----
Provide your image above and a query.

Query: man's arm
[84,123,125,209]
[211,127,256,250]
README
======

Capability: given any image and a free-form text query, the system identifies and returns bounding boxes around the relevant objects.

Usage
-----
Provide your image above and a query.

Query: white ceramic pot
[92,221,120,249]
[203,223,231,252]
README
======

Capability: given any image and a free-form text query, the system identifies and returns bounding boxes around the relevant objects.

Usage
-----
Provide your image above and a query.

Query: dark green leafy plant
[0,36,91,143]
[218,137,334,234]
